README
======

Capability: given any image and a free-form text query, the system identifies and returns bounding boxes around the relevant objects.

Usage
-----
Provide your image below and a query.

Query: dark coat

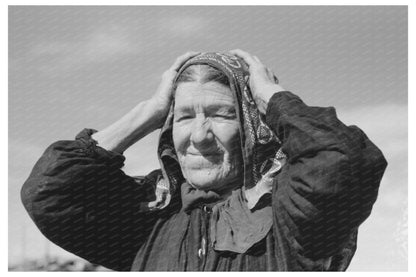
[21,91,387,271]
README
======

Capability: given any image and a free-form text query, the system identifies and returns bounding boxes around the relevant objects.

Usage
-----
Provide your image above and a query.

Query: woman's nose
[190,115,214,148]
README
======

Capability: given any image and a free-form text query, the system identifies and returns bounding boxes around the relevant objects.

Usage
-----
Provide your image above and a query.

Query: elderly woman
[21,50,387,271]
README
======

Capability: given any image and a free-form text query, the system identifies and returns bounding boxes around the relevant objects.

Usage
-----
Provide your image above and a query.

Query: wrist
[93,99,166,154]
[255,84,285,114]
[260,84,285,103]
[146,97,170,127]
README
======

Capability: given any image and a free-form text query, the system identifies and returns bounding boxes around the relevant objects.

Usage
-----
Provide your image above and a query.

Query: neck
[211,176,242,200]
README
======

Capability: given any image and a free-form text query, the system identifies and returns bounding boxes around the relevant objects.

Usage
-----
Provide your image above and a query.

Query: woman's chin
[184,169,224,191]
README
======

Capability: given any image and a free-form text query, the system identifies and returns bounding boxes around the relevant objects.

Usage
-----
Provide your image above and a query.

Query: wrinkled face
[172,81,243,193]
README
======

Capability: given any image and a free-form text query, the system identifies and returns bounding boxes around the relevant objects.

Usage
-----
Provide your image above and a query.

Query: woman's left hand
[229,49,285,114]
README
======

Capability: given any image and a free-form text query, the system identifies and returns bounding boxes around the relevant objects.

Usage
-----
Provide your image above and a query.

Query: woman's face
[172,81,243,193]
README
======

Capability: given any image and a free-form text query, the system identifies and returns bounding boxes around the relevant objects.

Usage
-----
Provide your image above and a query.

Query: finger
[254,55,269,70]
[265,68,274,81]
[253,55,263,64]
[267,68,279,84]
[272,73,279,84]
[171,51,200,70]
[170,51,201,71]
[229,49,258,67]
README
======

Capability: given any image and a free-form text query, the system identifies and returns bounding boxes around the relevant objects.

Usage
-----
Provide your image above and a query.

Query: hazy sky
[9,6,407,271]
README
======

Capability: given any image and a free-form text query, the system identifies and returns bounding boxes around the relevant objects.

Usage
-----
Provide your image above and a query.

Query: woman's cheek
[212,121,240,145]
[172,123,191,153]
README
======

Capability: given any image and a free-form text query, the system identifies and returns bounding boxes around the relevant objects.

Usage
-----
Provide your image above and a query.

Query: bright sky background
[8,6,407,271]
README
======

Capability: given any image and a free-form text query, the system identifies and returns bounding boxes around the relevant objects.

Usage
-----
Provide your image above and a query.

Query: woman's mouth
[183,149,224,165]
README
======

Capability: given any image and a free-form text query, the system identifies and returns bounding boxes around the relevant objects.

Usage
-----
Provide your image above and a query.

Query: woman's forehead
[174,81,235,109]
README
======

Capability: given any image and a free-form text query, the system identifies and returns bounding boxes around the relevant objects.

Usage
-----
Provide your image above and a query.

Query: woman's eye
[213,114,235,120]
[177,115,193,122]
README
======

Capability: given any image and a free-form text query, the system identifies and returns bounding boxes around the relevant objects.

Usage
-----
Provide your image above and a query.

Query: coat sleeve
[265,91,387,261]
[20,128,162,271]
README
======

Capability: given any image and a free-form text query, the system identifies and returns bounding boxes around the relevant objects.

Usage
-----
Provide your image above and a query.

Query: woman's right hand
[92,52,200,153]
[150,51,200,127]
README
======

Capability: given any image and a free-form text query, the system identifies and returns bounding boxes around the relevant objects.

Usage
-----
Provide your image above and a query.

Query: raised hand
[229,49,284,114]
[151,51,201,126]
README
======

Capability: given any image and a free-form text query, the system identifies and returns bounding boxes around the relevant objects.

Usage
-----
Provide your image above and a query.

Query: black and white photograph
[8,5,407,271]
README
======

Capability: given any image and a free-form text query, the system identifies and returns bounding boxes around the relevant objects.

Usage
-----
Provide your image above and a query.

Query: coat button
[203,205,211,214]
[198,237,207,259]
